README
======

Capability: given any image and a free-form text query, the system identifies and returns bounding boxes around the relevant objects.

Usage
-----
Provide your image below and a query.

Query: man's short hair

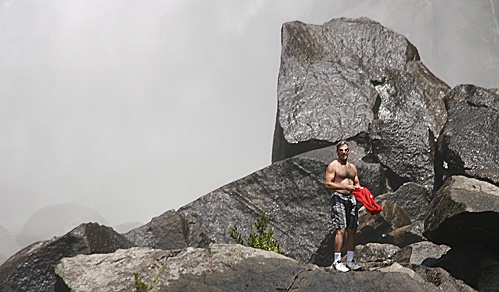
[336,140,349,150]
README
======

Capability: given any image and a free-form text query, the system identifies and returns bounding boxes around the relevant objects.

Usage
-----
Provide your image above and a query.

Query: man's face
[336,145,350,160]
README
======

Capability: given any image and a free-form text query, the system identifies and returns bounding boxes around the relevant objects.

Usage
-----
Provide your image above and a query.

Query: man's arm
[325,162,338,190]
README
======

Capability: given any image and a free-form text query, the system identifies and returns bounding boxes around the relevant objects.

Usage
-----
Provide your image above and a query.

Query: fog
[1,0,498,237]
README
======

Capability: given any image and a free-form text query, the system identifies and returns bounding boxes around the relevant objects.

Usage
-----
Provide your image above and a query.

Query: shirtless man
[325,140,363,272]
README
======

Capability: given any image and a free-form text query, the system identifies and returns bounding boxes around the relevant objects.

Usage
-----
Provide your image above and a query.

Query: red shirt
[352,187,382,215]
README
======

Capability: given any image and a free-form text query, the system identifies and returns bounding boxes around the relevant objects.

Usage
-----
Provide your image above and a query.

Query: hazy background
[1,0,498,248]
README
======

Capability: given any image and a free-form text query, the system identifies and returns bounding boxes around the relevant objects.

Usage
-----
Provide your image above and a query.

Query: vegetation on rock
[229,210,283,254]
[133,265,163,292]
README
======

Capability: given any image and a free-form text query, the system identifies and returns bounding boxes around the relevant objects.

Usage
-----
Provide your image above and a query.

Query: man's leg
[331,194,349,272]
[334,228,346,253]
[345,228,355,251]
[345,228,362,270]
[333,228,349,272]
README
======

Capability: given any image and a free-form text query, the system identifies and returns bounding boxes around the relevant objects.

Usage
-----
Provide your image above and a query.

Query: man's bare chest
[335,164,356,180]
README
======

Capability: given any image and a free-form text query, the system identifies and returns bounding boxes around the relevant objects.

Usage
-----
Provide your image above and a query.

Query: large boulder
[272,17,449,190]
[0,223,132,292]
[56,247,179,291]
[56,244,311,292]
[423,175,499,248]
[435,85,499,189]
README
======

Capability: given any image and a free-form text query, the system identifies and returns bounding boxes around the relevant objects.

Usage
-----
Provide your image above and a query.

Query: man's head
[336,140,349,151]
[336,140,350,161]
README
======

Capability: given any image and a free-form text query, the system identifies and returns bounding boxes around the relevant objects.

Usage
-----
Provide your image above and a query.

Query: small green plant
[133,273,150,292]
[228,210,283,254]
[133,265,163,292]
[228,224,244,245]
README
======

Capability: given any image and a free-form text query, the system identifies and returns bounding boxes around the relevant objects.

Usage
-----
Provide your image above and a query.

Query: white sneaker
[346,260,362,271]
[333,260,349,272]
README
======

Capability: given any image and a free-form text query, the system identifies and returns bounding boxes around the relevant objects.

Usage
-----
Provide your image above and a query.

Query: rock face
[436,85,499,189]
[0,223,132,292]
[176,147,333,263]
[273,17,449,189]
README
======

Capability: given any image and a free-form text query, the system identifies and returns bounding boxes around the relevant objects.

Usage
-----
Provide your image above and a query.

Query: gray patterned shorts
[331,192,358,230]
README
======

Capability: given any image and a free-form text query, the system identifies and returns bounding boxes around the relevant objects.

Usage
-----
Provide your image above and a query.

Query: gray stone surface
[178,151,331,264]
[124,209,211,250]
[385,220,426,248]
[393,241,450,265]
[288,265,445,292]
[436,85,499,188]
[424,175,499,247]
[377,182,432,222]
[412,265,477,292]
[125,210,186,250]
[356,200,412,246]
[57,247,177,292]
[56,244,311,292]
[355,243,400,263]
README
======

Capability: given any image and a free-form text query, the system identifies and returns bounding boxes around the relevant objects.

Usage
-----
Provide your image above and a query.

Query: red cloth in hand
[352,187,382,215]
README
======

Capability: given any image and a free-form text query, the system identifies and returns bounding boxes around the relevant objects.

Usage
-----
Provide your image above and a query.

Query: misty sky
[1,0,498,233]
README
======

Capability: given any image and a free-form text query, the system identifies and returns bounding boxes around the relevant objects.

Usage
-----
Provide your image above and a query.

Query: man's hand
[346,185,362,193]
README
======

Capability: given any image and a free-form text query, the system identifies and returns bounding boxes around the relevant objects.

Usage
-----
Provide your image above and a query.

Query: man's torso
[332,160,356,194]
